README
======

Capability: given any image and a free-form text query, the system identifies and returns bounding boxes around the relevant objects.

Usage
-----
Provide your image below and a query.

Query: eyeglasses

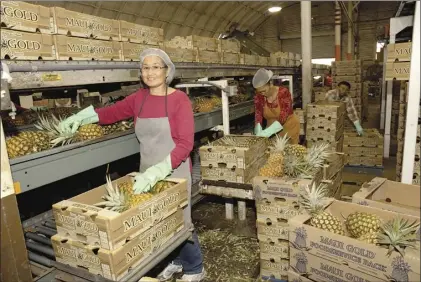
[141,66,167,72]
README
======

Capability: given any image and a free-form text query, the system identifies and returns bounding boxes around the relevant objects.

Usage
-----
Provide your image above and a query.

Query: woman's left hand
[133,156,172,194]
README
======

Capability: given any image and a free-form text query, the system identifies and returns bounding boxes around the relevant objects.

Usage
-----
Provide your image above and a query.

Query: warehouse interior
[1,1,420,282]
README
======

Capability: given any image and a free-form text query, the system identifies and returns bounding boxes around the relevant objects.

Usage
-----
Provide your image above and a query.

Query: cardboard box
[387,42,412,62]
[53,174,188,251]
[119,21,163,45]
[260,239,290,260]
[289,200,420,281]
[200,155,267,183]
[52,210,185,281]
[257,56,270,66]
[289,247,385,282]
[260,258,289,280]
[121,42,159,61]
[50,7,119,40]
[165,35,218,52]
[256,200,303,222]
[306,101,346,119]
[1,30,55,60]
[196,50,221,64]
[331,74,361,83]
[307,135,344,153]
[163,47,196,63]
[54,35,121,61]
[306,113,345,131]
[314,91,327,102]
[221,52,240,65]
[352,177,420,217]
[256,218,289,242]
[345,155,383,167]
[332,67,362,76]
[344,129,383,147]
[199,135,268,169]
[288,269,313,282]
[243,54,259,65]
[306,126,344,142]
[343,144,383,156]
[1,1,51,34]
[218,39,240,54]
[385,62,411,81]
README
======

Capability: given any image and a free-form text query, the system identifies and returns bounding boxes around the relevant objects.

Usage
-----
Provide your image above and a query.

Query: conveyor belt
[11,101,254,193]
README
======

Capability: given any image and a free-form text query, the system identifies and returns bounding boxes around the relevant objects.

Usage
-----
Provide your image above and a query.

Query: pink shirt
[95,88,194,171]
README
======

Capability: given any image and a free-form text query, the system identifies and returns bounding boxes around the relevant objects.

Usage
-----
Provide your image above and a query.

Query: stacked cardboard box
[396,82,408,180]
[312,86,332,102]
[385,42,412,81]
[344,129,383,167]
[199,135,268,184]
[332,60,362,129]
[253,177,313,281]
[294,108,306,136]
[306,101,346,152]
[51,173,189,280]
[288,199,420,282]
[269,51,301,67]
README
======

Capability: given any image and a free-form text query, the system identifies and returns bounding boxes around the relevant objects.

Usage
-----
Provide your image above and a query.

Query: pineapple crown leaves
[299,182,330,215]
[293,252,308,263]
[35,113,78,147]
[391,256,412,272]
[304,142,331,169]
[269,134,290,153]
[378,218,420,257]
[93,174,127,212]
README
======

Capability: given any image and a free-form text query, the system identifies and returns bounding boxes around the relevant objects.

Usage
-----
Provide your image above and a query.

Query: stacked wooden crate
[269,51,300,67]
[199,135,268,184]
[51,173,189,280]
[306,101,346,152]
[219,39,241,64]
[331,60,362,129]
[344,129,383,167]
[294,108,306,136]
[312,86,332,102]
[164,35,221,63]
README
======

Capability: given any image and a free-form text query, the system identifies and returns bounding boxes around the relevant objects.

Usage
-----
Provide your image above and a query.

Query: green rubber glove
[133,155,173,194]
[257,121,283,137]
[59,105,99,133]
[254,123,263,135]
[353,120,364,136]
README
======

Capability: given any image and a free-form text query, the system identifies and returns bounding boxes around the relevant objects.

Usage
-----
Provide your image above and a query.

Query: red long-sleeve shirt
[254,86,293,126]
[95,88,194,171]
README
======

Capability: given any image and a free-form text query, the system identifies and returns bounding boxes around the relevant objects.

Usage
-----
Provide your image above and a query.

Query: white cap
[252,68,273,88]
[139,48,175,84]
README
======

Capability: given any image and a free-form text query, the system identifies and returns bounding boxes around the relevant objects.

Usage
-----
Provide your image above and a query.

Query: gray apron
[135,90,192,225]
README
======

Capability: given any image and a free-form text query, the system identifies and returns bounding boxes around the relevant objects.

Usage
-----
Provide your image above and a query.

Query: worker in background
[252,68,300,144]
[324,69,332,87]
[325,81,364,135]
[58,48,205,282]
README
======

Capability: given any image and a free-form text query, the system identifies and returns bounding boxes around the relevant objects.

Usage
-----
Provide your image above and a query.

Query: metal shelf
[10,101,254,193]
[4,60,298,90]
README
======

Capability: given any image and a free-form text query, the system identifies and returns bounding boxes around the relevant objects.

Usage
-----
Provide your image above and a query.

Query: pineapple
[18,131,51,151]
[377,218,419,256]
[6,136,35,158]
[102,124,120,135]
[344,211,382,238]
[194,97,214,113]
[267,134,289,164]
[299,182,345,235]
[210,95,222,108]
[358,231,379,244]
[284,144,307,159]
[3,115,26,127]
[259,163,284,177]
[76,124,104,141]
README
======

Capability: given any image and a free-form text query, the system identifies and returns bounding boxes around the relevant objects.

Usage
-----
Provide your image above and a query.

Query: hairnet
[252,68,273,88]
[139,48,175,84]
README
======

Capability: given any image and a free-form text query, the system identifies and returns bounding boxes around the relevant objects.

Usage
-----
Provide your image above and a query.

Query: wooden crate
[352,177,420,217]
[306,101,346,119]
[52,210,185,281]
[200,156,267,184]
[218,39,240,53]
[332,66,362,76]
[1,1,51,34]
[163,47,196,63]
[120,42,159,61]
[268,56,278,66]
[343,144,383,156]
[54,35,121,61]
[242,54,259,65]
[257,56,269,66]
[165,35,218,52]
[385,61,411,81]
[221,52,240,65]
[306,126,344,142]
[196,50,221,64]
[1,30,55,60]
[307,135,344,153]
[387,42,411,62]
[118,20,163,45]
[314,91,327,102]
[343,129,383,147]
[331,75,361,83]
[306,113,344,131]
[331,60,361,68]
[50,7,119,41]
[346,155,383,167]
[53,174,188,251]
[278,58,289,67]
[199,135,268,169]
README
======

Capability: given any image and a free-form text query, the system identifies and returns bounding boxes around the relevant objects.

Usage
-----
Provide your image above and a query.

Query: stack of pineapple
[306,101,346,153]
[288,182,420,282]
[94,174,176,212]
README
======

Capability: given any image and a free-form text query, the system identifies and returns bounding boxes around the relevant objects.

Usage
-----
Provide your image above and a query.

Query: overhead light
[268,6,282,13]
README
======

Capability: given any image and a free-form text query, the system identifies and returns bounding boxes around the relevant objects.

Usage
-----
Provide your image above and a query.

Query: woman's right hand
[59,105,99,133]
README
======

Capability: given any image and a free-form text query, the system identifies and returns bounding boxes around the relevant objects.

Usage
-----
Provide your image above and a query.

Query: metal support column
[301,1,312,107]
[383,16,414,157]
[335,1,342,61]
[402,1,420,184]
[347,1,353,60]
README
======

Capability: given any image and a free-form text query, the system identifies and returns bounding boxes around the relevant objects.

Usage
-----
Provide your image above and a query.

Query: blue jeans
[173,230,204,274]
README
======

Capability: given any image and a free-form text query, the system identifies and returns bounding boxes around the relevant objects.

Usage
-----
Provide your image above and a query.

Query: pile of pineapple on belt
[93,174,176,213]
[4,109,134,159]
[299,182,420,255]
[259,134,331,179]
[192,93,251,114]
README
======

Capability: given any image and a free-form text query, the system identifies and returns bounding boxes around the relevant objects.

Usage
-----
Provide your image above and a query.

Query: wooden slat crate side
[121,42,159,61]
[306,113,345,131]
[1,1,52,34]
[343,145,383,156]
[162,47,196,63]
[50,7,119,41]
[196,49,222,64]
[221,52,240,65]
[332,60,361,67]
[346,155,383,167]
[385,62,411,81]
[306,128,344,143]
[343,129,384,147]
[306,101,346,119]
[119,20,164,45]
[54,35,121,61]
[166,35,218,52]
[1,29,55,60]
[307,135,344,154]
[218,39,240,53]
[387,42,411,62]
[243,54,259,65]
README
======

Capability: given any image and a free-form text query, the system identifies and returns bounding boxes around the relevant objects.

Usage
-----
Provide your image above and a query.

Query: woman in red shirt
[58,48,205,281]
[253,68,300,144]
